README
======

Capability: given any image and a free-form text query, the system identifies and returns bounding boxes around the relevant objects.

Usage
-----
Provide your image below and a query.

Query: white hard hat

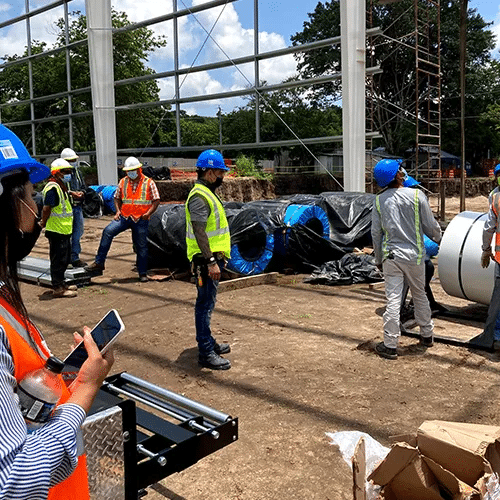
[51,158,73,173]
[61,148,78,161]
[123,156,142,171]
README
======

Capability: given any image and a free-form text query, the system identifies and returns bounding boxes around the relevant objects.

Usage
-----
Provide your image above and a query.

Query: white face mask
[127,170,139,180]
[63,174,72,182]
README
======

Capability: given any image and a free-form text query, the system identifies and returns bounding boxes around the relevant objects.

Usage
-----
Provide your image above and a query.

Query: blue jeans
[95,216,149,275]
[71,205,84,263]
[194,259,223,356]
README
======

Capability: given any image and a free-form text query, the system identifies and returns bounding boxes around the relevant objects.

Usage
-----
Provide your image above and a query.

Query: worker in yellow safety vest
[0,124,113,499]
[186,149,232,370]
[41,159,77,298]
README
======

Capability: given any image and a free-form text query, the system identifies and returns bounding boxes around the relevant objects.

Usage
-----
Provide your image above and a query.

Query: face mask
[63,174,72,183]
[208,176,223,190]
[400,167,408,182]
[127,170,138,180]
[10,200,42,262]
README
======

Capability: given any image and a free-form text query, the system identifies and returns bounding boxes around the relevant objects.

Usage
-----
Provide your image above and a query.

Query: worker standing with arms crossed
[186,150,232,370]
[371,159,442,359]
[40,159,77,298]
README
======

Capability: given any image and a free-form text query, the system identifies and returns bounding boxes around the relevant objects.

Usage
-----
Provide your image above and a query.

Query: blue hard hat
[494,164,500,176]
[424,234,439,257]
[373,158,402,188]
[196,149,229,171]
[0,125,50,184]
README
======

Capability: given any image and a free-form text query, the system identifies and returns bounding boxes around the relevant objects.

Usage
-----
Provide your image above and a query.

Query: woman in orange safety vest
[0,124,114,499]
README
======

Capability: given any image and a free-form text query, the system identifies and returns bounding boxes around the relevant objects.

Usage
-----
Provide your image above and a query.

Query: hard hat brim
[122,164,142,171]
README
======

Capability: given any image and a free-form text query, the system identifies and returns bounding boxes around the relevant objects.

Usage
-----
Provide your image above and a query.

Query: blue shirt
[0,325,86,499]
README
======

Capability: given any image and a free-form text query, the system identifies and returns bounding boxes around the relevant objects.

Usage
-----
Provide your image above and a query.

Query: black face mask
[209,177,223,190]
[10,222,42,262]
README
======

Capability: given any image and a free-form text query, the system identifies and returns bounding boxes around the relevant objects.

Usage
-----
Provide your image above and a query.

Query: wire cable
[178,0,344,189]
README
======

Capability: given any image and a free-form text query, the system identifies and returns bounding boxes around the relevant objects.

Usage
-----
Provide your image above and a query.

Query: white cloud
[0,3,11,13]
[493,8,500,58]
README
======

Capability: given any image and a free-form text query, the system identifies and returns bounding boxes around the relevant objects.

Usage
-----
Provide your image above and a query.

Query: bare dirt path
[21,196,500,500]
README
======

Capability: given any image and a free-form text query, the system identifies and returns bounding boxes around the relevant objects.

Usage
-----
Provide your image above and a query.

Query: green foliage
[291,0,498,161]
[0,10,167,155]
[222,80,343,164]
[233,154,272,180]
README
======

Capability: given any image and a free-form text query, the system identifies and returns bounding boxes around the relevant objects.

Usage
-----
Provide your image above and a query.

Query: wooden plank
[352,437,366,500]
[218,272,278,292]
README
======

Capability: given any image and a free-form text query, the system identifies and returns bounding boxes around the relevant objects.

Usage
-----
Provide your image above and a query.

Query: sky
[0,0,499,118]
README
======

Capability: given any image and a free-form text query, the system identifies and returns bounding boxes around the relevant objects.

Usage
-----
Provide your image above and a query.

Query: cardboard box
[417,421,500,489]
[359,420,500,499]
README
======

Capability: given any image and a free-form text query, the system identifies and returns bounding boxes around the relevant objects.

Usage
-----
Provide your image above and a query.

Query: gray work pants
[382,259,434,348]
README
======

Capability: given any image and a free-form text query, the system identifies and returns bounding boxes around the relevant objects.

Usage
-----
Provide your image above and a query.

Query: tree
[0,10,167,155]
[222,81,343,164]
[291,0,497,165]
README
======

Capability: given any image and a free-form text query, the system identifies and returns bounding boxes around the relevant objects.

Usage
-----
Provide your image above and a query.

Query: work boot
[64,284,78,291]
[199,351,231,370]
[375,342,397,360]
[84,261,105,275]
[139,274,149,282]
[52,287,77,298]
[214,342,231,355]
[420,335,434,347]
[71,259,88,268]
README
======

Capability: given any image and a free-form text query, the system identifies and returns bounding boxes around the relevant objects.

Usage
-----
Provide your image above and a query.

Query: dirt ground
[20,194,500,500]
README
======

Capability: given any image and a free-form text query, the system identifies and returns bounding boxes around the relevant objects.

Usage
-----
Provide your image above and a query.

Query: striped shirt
[0,325,86,499]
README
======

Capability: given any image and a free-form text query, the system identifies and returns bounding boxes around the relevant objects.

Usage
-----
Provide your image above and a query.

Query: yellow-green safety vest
[185,182,231,262]
[42,181,73,235]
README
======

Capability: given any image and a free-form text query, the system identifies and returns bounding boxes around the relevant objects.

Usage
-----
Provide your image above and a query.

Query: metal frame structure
[366,0,442,203]
[0,0,381,190]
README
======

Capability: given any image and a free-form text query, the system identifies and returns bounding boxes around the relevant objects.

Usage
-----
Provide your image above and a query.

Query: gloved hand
[481,249,493,268]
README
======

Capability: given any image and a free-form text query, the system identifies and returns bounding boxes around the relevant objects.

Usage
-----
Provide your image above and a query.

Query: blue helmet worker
[371,157,442,360]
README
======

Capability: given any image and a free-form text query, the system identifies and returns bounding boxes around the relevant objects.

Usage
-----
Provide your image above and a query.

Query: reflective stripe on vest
[491,193,500,262]
[375,195,390,261]
[185,183,231,261]
[42,182,73,235]
[413,188,424,265]
[120,176,154,219]
[0,296,90,500]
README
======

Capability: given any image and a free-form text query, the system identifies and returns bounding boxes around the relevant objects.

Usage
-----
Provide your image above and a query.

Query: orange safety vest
[119,174,155,220]
[0,297,89,500]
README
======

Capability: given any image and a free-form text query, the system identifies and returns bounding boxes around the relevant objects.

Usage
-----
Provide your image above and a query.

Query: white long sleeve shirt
[371,187,442,266]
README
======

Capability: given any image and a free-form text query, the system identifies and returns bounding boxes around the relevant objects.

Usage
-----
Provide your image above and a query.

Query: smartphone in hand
[63,309,124,371]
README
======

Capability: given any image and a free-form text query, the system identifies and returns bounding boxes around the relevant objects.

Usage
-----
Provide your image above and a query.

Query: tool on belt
[191,253,225,287]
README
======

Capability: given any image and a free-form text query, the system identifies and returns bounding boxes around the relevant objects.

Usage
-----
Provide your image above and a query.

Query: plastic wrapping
[226,208,277,275]
[319,192,375,251]
[304,253,383,286]
[147,204,189,270]
[286,225,345,273]
[90,185,118,215]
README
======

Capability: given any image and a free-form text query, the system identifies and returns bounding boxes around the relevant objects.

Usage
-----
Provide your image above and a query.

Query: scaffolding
[414,0,442,215]
[367,0,442,208]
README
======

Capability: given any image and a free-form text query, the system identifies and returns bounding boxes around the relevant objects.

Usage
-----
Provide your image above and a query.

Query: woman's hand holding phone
[67,327,114,413]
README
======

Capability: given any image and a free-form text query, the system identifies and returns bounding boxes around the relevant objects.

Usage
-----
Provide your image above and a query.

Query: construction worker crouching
[85,156,160,282]
[371,159,442,360]
[40,159,77,298]
[60,147,87,268]
[186,149,232,370]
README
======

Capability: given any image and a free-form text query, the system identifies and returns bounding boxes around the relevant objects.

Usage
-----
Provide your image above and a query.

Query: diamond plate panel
[82,406,125,500]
